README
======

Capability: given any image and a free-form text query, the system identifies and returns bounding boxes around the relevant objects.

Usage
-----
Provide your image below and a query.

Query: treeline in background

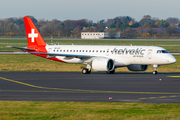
[1,15,180,39]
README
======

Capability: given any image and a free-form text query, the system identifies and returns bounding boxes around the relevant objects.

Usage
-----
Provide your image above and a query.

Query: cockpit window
[157,50,169,53]
[162,50,169,53]
[157,50,161,53]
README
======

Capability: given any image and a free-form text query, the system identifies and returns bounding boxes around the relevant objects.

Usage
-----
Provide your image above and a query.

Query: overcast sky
[1,0,180,22]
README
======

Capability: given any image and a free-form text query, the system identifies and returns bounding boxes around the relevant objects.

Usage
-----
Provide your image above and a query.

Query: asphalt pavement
[0,72,180,103]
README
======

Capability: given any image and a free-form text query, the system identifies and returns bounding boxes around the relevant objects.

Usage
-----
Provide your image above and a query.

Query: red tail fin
[24,17,46,47]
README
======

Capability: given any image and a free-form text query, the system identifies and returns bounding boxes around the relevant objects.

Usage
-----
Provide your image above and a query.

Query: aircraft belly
[56,56,83,63]
[114,57,131,67]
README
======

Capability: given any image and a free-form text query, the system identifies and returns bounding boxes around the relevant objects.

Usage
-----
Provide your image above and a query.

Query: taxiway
[0,72,180,103]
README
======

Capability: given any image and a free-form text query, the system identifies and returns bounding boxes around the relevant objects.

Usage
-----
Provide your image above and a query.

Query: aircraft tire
[87,69,91,74]
[153,71,157,75]
[82,68,91,74]
[106,70,115,74]
[82,68,87,74]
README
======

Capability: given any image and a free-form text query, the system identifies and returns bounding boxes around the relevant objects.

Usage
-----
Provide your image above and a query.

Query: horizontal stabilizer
[7,46,37,51]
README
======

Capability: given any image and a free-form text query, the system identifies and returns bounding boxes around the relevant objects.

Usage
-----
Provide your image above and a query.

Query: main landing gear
[82,68,91,74]
[81,64,115,74]
[153,64,159,75]
[106,69,115,74]
[82,64,91,74]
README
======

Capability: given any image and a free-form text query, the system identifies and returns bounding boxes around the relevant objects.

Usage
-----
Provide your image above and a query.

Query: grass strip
[0,101,180,120]
[0,54,180,72]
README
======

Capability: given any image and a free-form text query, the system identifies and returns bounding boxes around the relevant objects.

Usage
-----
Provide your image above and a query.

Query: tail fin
[24,17,46,47]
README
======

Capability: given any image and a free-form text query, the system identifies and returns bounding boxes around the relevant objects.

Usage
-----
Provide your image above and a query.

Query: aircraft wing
[29,52,95,58]
[7,46,37,51]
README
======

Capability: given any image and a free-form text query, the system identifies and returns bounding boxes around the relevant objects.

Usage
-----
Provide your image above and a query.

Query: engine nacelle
[92,58,114,72]
[127,65,149,71]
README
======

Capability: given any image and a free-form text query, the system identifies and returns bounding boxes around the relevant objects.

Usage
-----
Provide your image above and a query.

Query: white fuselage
[23,17,176,74]
[46,45,176,67]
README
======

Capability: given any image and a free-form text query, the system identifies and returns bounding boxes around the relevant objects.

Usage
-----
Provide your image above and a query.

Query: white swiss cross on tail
[28,29,38,42]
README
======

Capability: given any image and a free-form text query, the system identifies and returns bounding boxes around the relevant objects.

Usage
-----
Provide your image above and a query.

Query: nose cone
[168,55,176,64]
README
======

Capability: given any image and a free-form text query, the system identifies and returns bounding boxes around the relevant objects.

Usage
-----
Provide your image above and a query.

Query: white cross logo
[28,29,38,42]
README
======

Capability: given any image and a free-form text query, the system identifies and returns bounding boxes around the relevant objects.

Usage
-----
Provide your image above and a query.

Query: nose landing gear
[153,70,158,75]
[153,64,159,75]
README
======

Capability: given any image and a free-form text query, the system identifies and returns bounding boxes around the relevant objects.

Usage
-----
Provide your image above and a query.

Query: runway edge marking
[1,76,180,95]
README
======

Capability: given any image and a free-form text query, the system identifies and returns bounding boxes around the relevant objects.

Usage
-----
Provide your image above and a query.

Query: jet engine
[92,58,115,72]
[127,65,149,71]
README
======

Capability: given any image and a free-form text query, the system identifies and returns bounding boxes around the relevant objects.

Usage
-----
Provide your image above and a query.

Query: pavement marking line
[149,97,156,99]
[139,98,146,99]
[1,76,180,94]
[168,76,180,78]
[159,96,167,98]
[170,95,177,97]
[0,90,90,93]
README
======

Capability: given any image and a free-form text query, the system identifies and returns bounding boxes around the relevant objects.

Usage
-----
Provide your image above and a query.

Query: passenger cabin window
[63,50,65,52]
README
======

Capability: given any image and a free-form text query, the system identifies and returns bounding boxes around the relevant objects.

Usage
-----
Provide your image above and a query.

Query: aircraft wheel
[106,70,115,74]
[153,71,157,75]
[82,68,87,74]
[87,69,91,74]
[82,68,91,74]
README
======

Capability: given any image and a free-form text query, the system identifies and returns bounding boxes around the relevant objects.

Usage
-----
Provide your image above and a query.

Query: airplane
[10,17,176,75]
